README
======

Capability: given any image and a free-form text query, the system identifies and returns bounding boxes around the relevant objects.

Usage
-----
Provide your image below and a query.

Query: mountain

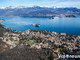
[0,6,80,17]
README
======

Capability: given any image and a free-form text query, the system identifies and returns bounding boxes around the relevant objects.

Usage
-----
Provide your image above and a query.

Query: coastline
[0,14,77,18]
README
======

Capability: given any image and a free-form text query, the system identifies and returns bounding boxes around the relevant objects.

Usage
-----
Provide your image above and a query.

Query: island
[65,15,76,17]
[49,17,54,19]
[32,24,40,27]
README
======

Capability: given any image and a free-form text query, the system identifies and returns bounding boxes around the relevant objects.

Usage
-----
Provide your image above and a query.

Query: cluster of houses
[2,30,80,57]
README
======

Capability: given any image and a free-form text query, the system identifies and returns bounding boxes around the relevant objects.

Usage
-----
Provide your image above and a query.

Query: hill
[0,45,53,60]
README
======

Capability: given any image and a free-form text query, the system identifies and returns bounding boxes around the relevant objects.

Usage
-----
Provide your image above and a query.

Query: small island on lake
[32,24,40,27]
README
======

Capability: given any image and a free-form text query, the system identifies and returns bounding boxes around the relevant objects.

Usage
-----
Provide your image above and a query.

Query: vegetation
[26,41,36,45]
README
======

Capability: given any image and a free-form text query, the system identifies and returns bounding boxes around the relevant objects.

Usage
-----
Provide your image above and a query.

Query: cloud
[0,0,80,8]
[53,1,80,8]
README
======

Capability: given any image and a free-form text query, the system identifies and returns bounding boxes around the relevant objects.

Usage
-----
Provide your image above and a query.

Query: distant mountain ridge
[0,6,80,17]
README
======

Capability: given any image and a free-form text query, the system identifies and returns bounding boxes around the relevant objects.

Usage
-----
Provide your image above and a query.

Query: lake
[0,15,80,35]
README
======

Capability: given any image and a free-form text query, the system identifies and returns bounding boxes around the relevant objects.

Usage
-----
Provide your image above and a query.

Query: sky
[0,0,80,8]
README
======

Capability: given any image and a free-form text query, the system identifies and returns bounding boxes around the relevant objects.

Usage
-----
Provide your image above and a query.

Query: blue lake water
[0,15,80,35]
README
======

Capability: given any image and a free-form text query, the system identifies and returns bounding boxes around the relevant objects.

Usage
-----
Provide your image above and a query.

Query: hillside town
[1,28,80,58]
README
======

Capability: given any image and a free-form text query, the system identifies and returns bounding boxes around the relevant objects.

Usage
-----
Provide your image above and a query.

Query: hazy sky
[0,0,80,8]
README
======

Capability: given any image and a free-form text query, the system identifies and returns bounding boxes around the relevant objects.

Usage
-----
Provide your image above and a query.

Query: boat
[32,24,40,27]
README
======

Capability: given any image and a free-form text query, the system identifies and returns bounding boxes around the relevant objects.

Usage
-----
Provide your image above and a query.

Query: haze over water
[1,15,80,35]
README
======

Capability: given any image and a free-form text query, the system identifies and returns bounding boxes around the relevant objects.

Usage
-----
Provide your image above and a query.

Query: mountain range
[0,6,80,17]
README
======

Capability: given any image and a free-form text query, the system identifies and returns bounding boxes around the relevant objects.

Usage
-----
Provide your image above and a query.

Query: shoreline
[0,20,80,36]
[0,14,77,18]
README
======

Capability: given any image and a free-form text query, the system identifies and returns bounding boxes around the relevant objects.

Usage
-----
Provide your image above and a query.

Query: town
[1,29,80,58]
